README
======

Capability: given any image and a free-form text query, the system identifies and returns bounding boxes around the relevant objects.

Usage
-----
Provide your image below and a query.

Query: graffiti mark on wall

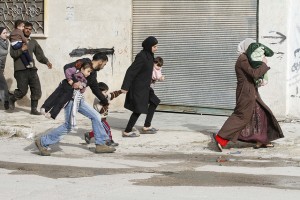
[289,48,300,98]
[291,48,300,73]
[69,47,115,73]
[274,51,284,59]
[262,31,286,44]
[69,47,114,57]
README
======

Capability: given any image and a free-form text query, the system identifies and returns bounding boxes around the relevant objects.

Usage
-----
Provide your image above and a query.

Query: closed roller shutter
[133,0,258,115]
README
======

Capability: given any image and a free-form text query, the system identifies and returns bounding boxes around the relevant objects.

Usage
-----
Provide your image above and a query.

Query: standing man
[9,21,52,115]
[35,53,116,156]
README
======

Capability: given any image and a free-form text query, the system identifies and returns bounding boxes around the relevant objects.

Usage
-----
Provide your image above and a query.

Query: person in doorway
[121,36,161,137]
[212,38,284,152]
[35,53,116,156]
[8,21,52,115]
[84,82,123,146]
[0,27,9,110]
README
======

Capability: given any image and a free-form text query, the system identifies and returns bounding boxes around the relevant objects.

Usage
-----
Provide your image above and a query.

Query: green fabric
[246,43,273,86]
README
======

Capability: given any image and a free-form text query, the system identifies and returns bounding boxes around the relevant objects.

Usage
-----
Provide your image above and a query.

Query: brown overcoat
[218,54,284,142]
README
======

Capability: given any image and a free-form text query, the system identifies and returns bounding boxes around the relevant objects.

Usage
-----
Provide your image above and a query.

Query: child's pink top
[152,67,162,81]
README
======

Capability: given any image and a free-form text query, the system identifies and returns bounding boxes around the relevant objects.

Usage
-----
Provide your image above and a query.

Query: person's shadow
[24,127,93,155]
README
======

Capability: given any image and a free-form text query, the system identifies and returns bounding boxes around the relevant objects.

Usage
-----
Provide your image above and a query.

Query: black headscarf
[0,27,5,35]
[142,36,158,58]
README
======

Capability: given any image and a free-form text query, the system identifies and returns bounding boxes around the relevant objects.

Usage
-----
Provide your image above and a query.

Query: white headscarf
[237,38,255,55]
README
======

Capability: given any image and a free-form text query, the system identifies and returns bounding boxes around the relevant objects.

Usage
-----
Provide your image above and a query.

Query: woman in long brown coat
[213,39,284,152]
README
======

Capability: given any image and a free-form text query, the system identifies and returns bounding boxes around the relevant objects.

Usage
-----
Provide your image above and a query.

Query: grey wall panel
[133,0,258,114]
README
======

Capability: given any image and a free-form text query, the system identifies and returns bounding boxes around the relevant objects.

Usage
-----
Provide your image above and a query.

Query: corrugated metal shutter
[132,0,258,115]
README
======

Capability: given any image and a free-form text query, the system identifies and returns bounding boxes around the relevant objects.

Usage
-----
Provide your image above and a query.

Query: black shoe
[84,132,91,144]
[31,109,41,115]
[106,140,119,147]
[8,94,16,110]
[4,101,9,110]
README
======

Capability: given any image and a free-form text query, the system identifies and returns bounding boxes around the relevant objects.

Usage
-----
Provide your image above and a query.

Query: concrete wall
[5,0,132,110]
[4,0,299,119]
[287,0,300,118]
[258,0,300,119]
[258,0,289,119]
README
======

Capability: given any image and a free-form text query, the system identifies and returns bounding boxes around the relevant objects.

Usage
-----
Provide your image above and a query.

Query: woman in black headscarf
[0,27,9,110]
[121,36,160,137]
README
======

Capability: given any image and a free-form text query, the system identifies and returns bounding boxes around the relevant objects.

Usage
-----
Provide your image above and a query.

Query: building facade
[1,0,299,119]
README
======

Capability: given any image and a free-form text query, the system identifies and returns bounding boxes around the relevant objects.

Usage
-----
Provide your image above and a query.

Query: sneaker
[84,132,91,144]
[106,140,119,147]
[40,108,46,115]
[34,137,50,156]
[95,144,116,153]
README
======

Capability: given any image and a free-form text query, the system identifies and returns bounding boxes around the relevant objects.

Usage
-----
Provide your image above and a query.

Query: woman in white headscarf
[212,38,284,151]
[0,27,9,110]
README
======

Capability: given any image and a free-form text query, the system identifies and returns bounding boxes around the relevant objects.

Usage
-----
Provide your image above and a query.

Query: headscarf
[237,38,255,55]
[142,36,158,57]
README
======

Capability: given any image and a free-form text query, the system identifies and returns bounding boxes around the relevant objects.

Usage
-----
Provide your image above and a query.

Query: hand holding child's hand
[100,105,109,114]
[121,89,128,94]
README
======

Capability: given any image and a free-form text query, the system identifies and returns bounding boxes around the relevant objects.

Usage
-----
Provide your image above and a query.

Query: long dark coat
[218,53,284,142]
[121,50,160,114]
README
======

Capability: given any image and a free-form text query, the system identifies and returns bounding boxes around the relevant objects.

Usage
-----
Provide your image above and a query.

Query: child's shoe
[84,132,91,144]
[106,140,119,147]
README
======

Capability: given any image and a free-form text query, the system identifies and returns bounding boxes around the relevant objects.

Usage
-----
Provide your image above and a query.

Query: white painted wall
[5,0,132,110]
[258,0,289,120]
[286,0,300,119]
[4,0,299,119]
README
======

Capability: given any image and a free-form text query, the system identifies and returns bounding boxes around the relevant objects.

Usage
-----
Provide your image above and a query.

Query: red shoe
[213,133,223,152]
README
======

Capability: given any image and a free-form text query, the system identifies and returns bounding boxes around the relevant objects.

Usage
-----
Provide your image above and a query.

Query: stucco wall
[4,0,299,119]
[5,0,132,111]
[258,0,289,119]
[287,0,300,119]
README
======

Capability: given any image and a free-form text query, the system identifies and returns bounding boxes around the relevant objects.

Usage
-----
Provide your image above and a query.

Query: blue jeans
[41,99,108,147]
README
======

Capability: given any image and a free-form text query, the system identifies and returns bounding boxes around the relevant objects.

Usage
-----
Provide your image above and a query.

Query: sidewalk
[1,106,300,158]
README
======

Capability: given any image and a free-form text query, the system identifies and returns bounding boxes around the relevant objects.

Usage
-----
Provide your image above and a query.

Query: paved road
[0,108,300,199]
